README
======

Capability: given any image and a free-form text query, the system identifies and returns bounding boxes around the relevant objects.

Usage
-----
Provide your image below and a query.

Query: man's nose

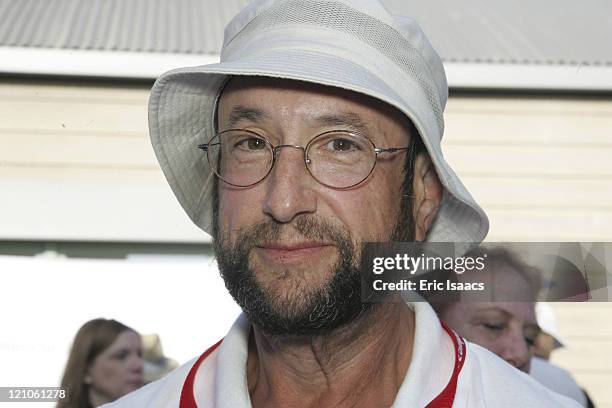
[499,331,531,372]
[262,146,317,223]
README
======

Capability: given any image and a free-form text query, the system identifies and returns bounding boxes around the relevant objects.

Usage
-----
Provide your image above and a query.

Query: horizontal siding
[552,303,612,338]
[483,209,612,241]
[0,80,150,99]
[551,303,612,407]
[0,132,156,168]
[443,95,612,244]
[445,113,612,147]
[446,144,612,177]
[0,80,206,242]
[553,338,612,371]
[462,177,612,209]
[0,84,148,133]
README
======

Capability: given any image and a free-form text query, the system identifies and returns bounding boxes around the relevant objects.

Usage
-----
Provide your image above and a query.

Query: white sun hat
[148,0,489,243]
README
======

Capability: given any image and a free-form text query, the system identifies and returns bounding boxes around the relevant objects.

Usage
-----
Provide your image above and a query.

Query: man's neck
[246,302,415,408]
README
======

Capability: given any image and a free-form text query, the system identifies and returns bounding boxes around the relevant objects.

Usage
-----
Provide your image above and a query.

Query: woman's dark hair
[58,318,134,408]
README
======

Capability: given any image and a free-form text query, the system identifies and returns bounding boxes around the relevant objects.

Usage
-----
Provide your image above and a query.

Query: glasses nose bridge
[272,144,310,163]
[272,143,305,155]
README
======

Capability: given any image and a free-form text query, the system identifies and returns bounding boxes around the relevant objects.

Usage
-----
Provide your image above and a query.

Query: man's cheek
[218,192,249,235]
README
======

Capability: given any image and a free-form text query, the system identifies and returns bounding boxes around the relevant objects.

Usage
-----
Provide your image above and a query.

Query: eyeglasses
[197,129,412,189]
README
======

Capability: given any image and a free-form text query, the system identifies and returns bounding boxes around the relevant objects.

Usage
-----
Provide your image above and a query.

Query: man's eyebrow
[225,105,269,128]
[313,112,371,135]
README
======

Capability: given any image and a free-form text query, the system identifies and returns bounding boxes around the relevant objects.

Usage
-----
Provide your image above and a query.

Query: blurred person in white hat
[140,334,180,384]
[533,302,566,360]
[105,0,579,406]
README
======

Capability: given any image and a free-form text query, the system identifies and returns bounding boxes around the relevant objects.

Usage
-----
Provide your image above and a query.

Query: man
[107,0,578,406]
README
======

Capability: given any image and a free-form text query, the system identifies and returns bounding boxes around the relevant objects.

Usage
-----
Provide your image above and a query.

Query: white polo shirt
[105,302,580,407]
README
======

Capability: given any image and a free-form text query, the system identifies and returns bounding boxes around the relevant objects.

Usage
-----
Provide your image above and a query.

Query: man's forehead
[217,76,412,133]
[221,76,372,103]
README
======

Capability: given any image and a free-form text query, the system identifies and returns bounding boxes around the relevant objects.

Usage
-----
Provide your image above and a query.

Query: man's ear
[412,152,442,241]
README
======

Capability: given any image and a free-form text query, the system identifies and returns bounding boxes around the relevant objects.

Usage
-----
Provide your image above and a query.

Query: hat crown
[223,0,396,45]
[221,0,448,125]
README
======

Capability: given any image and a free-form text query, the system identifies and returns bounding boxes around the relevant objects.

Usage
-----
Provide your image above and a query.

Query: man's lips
[255,242,335,264]
[258,242,333,250]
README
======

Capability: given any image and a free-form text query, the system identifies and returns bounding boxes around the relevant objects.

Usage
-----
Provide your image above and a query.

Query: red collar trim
[426,321,467,408]
[180,321,466,408]
[180,339,223,408]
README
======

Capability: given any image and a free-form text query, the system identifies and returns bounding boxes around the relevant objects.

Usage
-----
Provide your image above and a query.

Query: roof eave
[445,62,612,92]
[0,46,219,80]
[0,47,611,92]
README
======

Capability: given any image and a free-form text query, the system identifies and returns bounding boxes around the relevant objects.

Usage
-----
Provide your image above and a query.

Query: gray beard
[214,216,370,336]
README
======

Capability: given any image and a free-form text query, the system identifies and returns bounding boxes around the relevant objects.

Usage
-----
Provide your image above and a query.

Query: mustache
[223,215,354,250]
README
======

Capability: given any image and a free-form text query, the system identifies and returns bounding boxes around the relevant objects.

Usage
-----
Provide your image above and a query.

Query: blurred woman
[431,246,541,373]
[58,318,144,408]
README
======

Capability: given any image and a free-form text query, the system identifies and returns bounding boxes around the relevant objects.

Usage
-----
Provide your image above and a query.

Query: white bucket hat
[148,0,489,243]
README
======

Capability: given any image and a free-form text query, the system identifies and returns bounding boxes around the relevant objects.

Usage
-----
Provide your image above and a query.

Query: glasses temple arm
[375,146,413,153]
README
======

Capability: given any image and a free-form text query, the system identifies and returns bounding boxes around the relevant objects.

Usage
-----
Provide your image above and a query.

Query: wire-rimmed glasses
[197,129,412,189]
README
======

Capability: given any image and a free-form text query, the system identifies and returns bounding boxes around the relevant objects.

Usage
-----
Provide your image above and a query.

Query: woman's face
[86,330,144,405]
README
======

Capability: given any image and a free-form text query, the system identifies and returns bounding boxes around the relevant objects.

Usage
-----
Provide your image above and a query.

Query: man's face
[440,265,540,372]
[213,77,414,336]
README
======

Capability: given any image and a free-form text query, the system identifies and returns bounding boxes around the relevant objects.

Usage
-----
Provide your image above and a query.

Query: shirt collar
[207,302,455,407]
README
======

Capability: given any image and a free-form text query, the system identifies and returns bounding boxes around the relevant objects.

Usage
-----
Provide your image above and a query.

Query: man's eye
[326,138,359,152]
[235,137,266,150]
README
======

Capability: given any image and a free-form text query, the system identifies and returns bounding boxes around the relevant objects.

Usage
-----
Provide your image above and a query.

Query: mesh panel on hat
[227,0,446,135]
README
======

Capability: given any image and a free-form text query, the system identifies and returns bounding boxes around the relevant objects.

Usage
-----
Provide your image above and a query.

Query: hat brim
[149,48,488,243]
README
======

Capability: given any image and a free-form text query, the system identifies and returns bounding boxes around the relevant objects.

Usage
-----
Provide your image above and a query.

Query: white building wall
[0,80,207,242]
